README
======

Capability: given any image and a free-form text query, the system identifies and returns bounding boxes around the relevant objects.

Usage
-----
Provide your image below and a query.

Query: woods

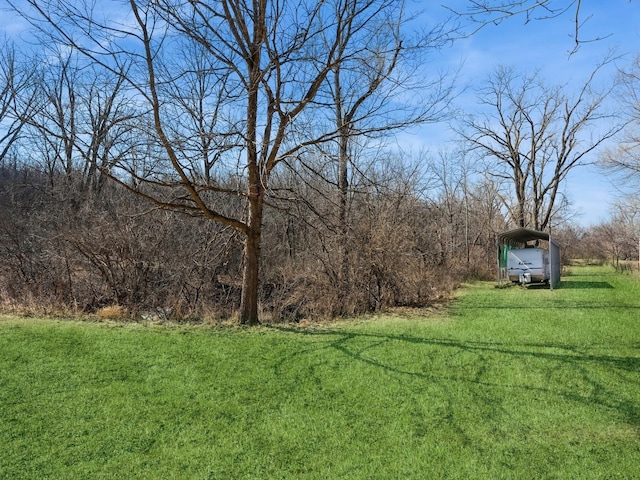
[1,0,639,322]
[0,152,503,320]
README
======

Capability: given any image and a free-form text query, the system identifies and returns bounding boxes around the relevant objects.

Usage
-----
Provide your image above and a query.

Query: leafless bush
[0,166,244,319]
[260,188,464,321]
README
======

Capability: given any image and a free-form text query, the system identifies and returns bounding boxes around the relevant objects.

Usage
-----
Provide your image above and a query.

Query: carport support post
[549,238,554,291]
[496,243,501,285]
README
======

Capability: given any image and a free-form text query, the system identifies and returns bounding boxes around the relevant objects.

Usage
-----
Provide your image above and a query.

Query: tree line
[1,0,639,323]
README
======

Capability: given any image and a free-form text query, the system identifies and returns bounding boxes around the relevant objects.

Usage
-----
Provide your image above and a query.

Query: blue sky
[2,1,639,226]
[412,1,640,227]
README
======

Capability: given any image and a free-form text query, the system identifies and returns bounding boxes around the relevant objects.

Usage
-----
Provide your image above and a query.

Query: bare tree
[291,3,454,313]
[0,41,38,165]
[458,61,622,231]
[448,0,616,55]
[16,50,138,193]
[601,55,640,186]
[610,196,640,270]
[586,210,638,270]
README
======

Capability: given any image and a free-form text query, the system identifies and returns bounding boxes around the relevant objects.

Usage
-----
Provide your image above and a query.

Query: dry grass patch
[95,305,130,320]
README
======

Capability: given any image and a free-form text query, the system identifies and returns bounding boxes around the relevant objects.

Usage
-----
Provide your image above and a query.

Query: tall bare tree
[458,61,622,231]
[0,41,37,165]
[297,2,453,313]
[17,51,138,192]
[601,55,640,185]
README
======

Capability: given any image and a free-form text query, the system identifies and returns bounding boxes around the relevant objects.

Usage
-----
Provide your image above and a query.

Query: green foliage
[1,266,639,479]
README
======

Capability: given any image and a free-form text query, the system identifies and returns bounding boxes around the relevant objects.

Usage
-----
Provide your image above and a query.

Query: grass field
[1,265,639,479]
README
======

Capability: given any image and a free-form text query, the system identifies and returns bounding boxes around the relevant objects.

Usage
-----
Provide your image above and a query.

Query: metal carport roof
[497,227,554,247]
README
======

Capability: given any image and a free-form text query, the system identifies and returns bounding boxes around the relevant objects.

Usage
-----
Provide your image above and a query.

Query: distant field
[1,265,639,479]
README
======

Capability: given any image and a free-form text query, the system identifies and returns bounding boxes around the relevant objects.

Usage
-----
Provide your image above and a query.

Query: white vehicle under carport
[506,247,549,285]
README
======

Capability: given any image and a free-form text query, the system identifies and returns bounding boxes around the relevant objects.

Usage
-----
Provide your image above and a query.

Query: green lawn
[1,265,639,479]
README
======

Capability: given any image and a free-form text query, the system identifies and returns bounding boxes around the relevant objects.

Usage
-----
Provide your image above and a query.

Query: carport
[497,227,561,289]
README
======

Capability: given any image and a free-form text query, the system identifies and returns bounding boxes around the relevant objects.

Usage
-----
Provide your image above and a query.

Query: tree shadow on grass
[521,280,614,289]
[557,281,614,289]
[269,325,640,429]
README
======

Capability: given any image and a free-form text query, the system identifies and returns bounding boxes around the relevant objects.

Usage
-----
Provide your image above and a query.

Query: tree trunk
[240,192,263,325]
[238,8,265,326]
[515,170,527,228]
[337,128,350,314]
